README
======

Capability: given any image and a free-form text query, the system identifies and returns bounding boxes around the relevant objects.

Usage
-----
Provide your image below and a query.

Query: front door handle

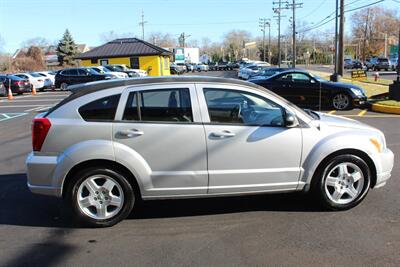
[211,130,235,138]
[117,129,144,137]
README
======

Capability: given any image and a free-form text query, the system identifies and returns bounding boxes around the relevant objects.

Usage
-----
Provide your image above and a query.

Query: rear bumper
[353,97,368,107]
[25,152,63,197]
[370,148,394,188]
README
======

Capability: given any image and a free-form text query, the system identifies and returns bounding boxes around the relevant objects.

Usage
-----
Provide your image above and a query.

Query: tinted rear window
[79,94,121,121]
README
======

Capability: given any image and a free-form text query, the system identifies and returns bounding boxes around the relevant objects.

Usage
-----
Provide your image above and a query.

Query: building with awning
[75,38,172,76]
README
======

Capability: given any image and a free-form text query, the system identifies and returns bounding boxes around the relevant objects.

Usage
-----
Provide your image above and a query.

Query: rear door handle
[211,130,235,138]
[117,129,144,137]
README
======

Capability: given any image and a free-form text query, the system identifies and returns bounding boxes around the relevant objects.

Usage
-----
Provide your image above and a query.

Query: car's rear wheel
[314,154,371,210]
[60,82,68,91]
[67,167,135,227]
[332,93,352,110]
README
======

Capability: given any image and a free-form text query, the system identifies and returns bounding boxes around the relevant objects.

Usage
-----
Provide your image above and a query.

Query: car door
[266,73,298,104]
[113,83,208,197]
[196,84,302,194]
[288,73,321,107]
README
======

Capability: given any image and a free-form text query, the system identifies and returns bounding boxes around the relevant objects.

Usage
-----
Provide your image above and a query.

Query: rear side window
[79,94,121,121]
[123,88,193,123]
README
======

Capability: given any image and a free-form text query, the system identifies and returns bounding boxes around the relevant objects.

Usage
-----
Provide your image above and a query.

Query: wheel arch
[306,148,377,192]
[61,159,142,199]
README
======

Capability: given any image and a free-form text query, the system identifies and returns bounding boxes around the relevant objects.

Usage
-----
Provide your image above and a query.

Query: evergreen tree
[56,29,77,66]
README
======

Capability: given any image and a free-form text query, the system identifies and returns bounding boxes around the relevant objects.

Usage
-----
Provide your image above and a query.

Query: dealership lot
[0,72,399,266]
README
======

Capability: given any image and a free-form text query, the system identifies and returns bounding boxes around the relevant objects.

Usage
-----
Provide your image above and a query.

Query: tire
[67,167,136,227]
[313,154,371,210]
[331,93,353,110]
[60,82,68,91]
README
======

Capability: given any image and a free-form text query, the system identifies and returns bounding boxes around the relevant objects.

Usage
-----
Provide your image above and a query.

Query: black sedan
[55,68,114,90]
[0,74,31,95]
[249,70,367,110]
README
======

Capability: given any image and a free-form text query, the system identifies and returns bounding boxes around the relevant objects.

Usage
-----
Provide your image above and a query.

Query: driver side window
[203,88,285,126]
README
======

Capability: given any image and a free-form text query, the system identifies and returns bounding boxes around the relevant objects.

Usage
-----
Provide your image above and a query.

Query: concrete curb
[371,103,400,115]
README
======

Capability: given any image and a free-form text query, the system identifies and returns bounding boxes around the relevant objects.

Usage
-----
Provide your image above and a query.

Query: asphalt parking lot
[0,73,399,266]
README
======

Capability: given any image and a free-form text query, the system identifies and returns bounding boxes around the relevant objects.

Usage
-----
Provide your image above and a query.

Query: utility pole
[384,33,388,58]
[286,0,302,68]
[331,0,339,81]
[179,32,191,48]
[273,1,288,67]
[259,18,271,63]
[138,11,148,40]
[338,0,344,76]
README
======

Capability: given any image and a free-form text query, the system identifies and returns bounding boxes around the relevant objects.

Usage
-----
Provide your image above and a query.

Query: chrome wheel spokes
[324,162,364,205]
[333,94,350,110]
[77,175,124,220]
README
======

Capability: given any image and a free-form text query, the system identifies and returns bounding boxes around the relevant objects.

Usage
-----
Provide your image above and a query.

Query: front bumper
[370,148,394,188]
[353,96,368,107]
[26,152,64,197]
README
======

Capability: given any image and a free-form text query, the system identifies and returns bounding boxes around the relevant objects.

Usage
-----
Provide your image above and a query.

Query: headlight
[370,133,386,153]
[350,88,365,97]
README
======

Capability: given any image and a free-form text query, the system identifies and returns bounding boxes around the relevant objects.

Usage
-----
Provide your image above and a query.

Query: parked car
[170,62,185,75]
[344,59,353,69]
[37,71,56,89]
[227,62,240,70]
[15,72,46,91]
[216,62,228,71]
[240,64,270,80]
[0,74,31,95]
[35,72,55,89]
[352,60,363,69]
[249,70,367,110]
[55,68,114,90]
[176,63,187,73]
[249,67,289,79]
[26,76,394,227]
[104,64,143,77]
[185,63,195,72]
[208,62,217,71]
[89,66,128,79]
[0,80,6,96]
[365,57,390,71]
[196,63,209,72]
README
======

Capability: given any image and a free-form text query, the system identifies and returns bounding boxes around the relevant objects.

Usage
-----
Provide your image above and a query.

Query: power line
[298,0,386,33]
[273,0,288,67]
[287,0,303,68]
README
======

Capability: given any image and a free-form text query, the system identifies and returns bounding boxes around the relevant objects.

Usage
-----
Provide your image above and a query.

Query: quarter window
[123,88,193,123]
[204,88,284,126]
[79,94,121,121]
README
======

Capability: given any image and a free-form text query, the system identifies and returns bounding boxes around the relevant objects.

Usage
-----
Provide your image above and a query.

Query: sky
[0,0,399,53]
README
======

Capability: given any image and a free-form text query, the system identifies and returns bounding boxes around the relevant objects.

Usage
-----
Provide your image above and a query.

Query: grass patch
[309,70,388,98]
[374,100,400,107]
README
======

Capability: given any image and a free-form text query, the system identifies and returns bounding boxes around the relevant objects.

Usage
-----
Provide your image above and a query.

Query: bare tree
[99,31,135,43]
[146,32,177,47]
[21,37,51,48]
[223,30,252,61]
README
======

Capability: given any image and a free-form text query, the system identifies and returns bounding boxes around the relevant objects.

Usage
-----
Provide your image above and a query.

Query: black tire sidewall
[67,167,135,227]
[316,154,371,210]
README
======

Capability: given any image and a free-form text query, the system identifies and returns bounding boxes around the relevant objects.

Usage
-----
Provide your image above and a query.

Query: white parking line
[0,99,63,102]
[0,104,49,108]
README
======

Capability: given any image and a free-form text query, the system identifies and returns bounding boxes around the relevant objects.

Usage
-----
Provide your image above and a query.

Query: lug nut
[95,191,99,194]
[94,197,97,200]
[99,201,103,204]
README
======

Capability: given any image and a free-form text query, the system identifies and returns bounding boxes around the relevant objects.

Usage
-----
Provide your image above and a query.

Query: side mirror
[285,112,299,128]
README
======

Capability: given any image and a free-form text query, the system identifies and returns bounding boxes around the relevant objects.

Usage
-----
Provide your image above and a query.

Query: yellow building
[75,38,172,76]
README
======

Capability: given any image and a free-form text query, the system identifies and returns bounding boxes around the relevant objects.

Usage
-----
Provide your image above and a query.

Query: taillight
[32,118,51,151]
[13,81,22,86]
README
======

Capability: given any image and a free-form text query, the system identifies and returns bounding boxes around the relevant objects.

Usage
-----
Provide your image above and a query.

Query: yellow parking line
[357,109,368,117]
[328,110,336,114]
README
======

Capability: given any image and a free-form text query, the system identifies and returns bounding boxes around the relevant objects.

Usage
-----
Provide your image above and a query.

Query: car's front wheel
[67,167,136,227]
[314,154,371,210]
[332,93,352,110]
[60,82,68,91]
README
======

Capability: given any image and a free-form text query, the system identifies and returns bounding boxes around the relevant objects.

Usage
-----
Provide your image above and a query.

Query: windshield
[86,68,100,74]
[29,72,42,77]
[309,72,326,82]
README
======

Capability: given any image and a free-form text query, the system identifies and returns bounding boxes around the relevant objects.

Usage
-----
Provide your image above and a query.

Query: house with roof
[74,38,172,76]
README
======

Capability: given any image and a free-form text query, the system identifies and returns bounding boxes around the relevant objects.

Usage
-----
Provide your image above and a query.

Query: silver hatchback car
[26,77,394,227]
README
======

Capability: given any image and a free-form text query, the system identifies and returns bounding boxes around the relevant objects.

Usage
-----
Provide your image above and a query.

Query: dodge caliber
[26,77,394,227]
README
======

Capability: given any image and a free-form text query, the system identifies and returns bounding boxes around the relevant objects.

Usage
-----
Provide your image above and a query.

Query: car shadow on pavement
[131,192,323,220]
[0,173,325,228]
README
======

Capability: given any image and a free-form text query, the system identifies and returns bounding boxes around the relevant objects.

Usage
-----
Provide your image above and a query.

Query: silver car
[26,77,394,227]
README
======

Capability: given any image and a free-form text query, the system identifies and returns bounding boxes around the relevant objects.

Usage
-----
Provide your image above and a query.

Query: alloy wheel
[324,162,364,205]
[77,175,124,220]
[332,94,350,110]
